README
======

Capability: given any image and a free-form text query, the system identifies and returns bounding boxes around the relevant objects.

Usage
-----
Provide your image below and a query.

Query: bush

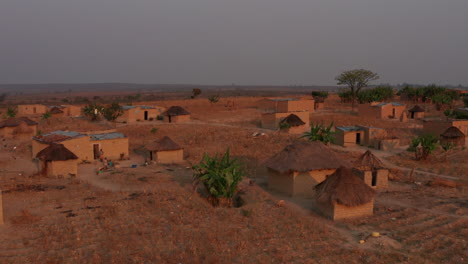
[192,149,244,207]
[150,128,159,134]
[157,115,164,121]
[408,134,438,160]
[300,122,336,144]
[311,91,329,99]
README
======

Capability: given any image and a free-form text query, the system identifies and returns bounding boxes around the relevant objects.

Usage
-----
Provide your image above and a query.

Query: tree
[335,69,380,108]
[408,134,438,160]
[300,122,336,145]
[42,111,52,125]
[311,91,329,99]
[357,86,394,104]
[83,103,104,121]
[191,88,202,99]
[431,93,453,110]
[5,106,17,118]
[102,103,123,123]
[208,95,220,105]
[192,149,244,207]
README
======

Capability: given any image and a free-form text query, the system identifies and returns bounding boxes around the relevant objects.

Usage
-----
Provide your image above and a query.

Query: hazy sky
[1,0,467,85]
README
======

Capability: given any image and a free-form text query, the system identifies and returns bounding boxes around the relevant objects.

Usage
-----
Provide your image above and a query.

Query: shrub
[192,149,244,207]
[150,128,159,134]
[408,134,438,160]
[300,122,336,144]
[311,91,329,99]
[156,115,164,121]
[279,122,291,130]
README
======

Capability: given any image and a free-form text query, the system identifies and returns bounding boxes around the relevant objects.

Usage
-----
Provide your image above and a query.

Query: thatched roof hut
[147,136,183,152]
[36,144,78,161]
[264,141,348,173]
[315,167,376,207]
[0,117,38,128]
[409,105,425,113]
[49,107,64,114]
[440,126,466,146]
[354,150,385,171]
[280,114,305,127]
[163,106,190,116]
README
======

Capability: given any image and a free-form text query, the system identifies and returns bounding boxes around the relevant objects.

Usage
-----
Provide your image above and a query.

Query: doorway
[168,116,172,123]
[392,108,396,118]
[411,112,415,119]
[372,171,377,186]
[149,151,153,161]
[144,111,148,120]
[93,144,100,160]
[356,133,361,145]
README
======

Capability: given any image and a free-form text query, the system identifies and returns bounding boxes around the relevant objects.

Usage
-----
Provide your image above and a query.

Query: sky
[0,0,467,86]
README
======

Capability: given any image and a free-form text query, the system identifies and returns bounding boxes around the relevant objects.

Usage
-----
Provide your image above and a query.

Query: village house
[334,125,386,147]
[423,119,468,140]
[18,104,82,117]
[32,130,129,161]
[117,105,165,123]
[17,104,48,115]
[408,105,425,119]
[0,117,38,138]
[315,166,376,220]
[353,151,389,188]
[440,126,465,147]
[163,106,191,123]
[262,112,309,130]
[264,141,348,197]
[257,98,315,113]
[279,114,308,134]
[146,136,184,163]
[49,106,65,118]
[36,144,79,178]
[358,102,406,120]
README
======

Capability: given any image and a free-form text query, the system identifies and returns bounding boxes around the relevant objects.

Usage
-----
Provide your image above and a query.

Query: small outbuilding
[440,126,465,147]
[264,141,348,197]
[408,105,425,119]
[146,136,184,163]
[279,114,308,134]
[0,117,38,138]
[49,106,65,117]
[36,144,79,178]
[353,150,389,188]
[163,106,191,123]
[315,166,376,220]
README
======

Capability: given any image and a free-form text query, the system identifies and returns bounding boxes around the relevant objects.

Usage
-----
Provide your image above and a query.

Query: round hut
[264,141,349,197]
[408,105,425,119]
[353,150,389,188]
[36,144,79,178]
[162,106,190,123]
[146,136,184,163]
[315,166,376,220]
[0,117,38,138]
[440,126,465,146]
[49,106,64,117]
[279,114,307,134]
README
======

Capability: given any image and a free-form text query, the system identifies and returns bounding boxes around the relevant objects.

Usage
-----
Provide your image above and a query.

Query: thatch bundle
[146,136,183,152]
[0,117,37,128]
[36,144,78,161]
[409,105,425,113]
[280,114,305,127]
[354,150,385,171]
[315,167,376,206]
[441,126,465,138]
[264,141,348,173]
[163,106,190,116]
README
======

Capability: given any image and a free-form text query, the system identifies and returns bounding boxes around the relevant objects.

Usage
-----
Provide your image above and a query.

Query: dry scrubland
[0,94,467,263]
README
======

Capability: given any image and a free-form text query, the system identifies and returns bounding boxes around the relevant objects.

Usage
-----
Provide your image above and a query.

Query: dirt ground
[0,94,467,263]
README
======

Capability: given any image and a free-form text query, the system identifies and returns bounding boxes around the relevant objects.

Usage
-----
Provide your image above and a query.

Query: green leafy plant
[208,95,220,104]
[102,102,123,122]
[300,122,336,144]
[192,149,244,207]
[311,91,329,99]
[279,122,291,130]
[83,103,104,121]
[408,134,438,160]
[150,128,159,134]
[41,111,52,125]
[5,106,17,118]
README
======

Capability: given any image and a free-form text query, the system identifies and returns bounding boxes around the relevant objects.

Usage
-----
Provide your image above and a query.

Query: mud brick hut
[117,105,165,123]
[335,126,365,147]
[358,102,406,120]
[0,117,38,138]
[423,119,468,139]
[33,131,91,160]
[262,111,309,130]
[36,144,79,178]
[264,141,348,197]
[314,97,325,110]
[89,132,129,160]
[49,106,65,117]
[257,98,315,113]
[146,136,184,163]
[279,114,308,134]
[315,167,376,220]
[440,126,466,147]
[17,104,48,115]
[163,106,191,123]
[408,105,425,119]
[353,150,388,188]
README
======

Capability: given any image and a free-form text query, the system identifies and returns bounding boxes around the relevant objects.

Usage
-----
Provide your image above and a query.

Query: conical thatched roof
[0,117,38,128]
[354,150,385,170]
[163,106,190,116]
[36,144,78,161]
[315,166,376,206]
[49,107,64,114]
[441,126,465,138]
[146,136,182,151]
[264,141,349,173]
[409,105,425,113]
[280,114,305,127]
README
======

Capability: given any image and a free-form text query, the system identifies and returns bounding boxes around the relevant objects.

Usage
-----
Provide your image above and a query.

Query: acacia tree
[335,69,380,109]
[102,103,123,123]
[83,103,104,121]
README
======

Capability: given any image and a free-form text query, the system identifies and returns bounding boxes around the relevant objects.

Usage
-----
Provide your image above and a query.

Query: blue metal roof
[90,132,127,141]
[376,102,405,107]
[122,105,155,110]
[43,130,84,138]
[336,126,363,132]
[269,98,298,102]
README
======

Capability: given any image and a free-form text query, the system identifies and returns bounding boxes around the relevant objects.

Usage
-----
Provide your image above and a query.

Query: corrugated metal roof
[44,130,84,137]
[270,98,298,102]
[90,132,126,141]
[122,105,155,110]
[376,102,405,107]
[336,126,364,132]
